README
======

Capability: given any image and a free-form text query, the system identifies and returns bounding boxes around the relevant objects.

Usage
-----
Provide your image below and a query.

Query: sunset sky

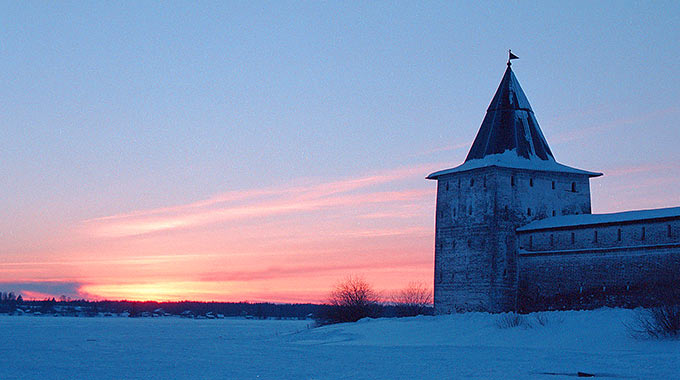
[2,2,679,302]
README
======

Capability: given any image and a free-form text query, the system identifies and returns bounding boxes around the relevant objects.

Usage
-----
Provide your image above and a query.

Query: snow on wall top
[517,206,680,232]
[427,65,601,179]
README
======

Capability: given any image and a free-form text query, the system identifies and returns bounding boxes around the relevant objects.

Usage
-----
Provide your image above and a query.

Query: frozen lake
[1,309,678,379]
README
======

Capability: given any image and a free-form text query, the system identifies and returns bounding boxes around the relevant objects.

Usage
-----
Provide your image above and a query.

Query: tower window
[511,176,515,186]
[668,225,672,238]
[571,232,575,244]
[641,227,646,240]
[469,205,472,215]
[470,178,474,187]
[452,206,456,217]
[550,234,554,246]
[529,236,533,249]
[446,182,449,191]
[458,179,461,188]
[571,182,576,192]
[530,178,534,187]
[452,240,456,248]
[552,210,556,217]
[551,181,555,190]
[594,231,598,243]
[527,208,532,216]
[617,228,622,241]
[483,176,487,188]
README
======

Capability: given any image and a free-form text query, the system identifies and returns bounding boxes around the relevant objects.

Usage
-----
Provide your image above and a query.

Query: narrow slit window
[594,230,598,243]
[529,236,533,249]
[617,229,622,241]
[530,178,534,187]
[550,234,554,246]
[571,182,576,192]
[551,181,555,190]
[571,232,575,244]
[511,176,515,186]
[641,227,646,240]
[527,208,532,216]
[668,224,672,238]
[552,210,556,216]
[470,178,474,187]
[446,182,449,191]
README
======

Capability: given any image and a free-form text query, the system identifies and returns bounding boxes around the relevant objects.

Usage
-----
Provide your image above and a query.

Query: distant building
[428,59,680,313]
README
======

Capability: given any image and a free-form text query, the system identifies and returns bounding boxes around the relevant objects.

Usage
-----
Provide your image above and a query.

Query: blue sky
[1,1,679,300]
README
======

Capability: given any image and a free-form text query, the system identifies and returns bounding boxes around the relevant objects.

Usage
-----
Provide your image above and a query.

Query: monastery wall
[517,218,680,311]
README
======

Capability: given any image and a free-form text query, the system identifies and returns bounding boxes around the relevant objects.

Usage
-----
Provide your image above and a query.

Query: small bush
[631,305,680,339]
[315,276,380,326]
[496,312,527,328]
[391,282,433,317]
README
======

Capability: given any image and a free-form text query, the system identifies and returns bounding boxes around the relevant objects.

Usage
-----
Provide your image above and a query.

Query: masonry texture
[428,61,680,313]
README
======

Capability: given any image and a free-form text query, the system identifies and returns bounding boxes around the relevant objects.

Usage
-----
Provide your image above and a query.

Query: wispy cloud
[550,106,679,144]
[81,163,438,238]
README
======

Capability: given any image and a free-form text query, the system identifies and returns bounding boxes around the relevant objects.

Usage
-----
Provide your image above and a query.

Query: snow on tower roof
[517,206,680,232]
[428,63,601,179]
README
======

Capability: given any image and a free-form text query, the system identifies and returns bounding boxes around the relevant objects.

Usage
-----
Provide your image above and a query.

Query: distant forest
[0,291,427,319]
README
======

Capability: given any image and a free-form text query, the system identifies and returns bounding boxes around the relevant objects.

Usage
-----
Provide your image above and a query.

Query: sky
[1,1,679,302]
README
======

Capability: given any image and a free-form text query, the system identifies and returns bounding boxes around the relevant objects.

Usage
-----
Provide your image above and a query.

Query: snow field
[1,308,678,379]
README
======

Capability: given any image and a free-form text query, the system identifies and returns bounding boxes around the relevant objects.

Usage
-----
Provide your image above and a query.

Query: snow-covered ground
[1,308,678,379]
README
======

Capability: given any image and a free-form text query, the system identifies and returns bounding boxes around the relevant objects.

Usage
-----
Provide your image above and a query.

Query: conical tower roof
[465,65,553,162]
[428,63,601,179]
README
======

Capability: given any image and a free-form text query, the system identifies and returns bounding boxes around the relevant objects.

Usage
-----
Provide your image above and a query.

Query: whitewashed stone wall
[434,166,593,313]
[517,218,680,311]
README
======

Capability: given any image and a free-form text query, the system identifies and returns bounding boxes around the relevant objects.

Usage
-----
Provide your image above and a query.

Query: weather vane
[507,49,519,66]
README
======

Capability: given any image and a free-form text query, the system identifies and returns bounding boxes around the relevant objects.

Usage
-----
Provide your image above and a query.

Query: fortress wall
[518,218,680,311]
[434,167,593,313]
[434,167,500,313]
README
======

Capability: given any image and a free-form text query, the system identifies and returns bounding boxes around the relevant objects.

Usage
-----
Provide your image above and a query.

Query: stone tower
[428,60,602,313]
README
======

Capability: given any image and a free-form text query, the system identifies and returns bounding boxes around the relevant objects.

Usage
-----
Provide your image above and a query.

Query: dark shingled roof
[427,64,602,179]
[465,65,553,162]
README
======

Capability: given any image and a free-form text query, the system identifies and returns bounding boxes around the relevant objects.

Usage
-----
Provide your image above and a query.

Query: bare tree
[392,282,433,317]
[316,276,380,325]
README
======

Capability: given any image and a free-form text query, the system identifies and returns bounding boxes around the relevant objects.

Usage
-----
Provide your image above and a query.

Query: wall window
[530,178,534,187]
[451,240,456,249]
[511,176,515,186]
[468,205,472,215]
[467,239,472,247]
[470,178,474,187]
[529,236,533,249]
[446,182,449,191]
[458,179,461,188]
[552,181,555,190]
[483,176,487,188]
[571,232,575,244]
[552,210,556,217]
[594,230,598,243]
[641,227,646,240]
[527,208,532,216]
[617,228,622,241]
[571,182,577,192]
[550,234,554,246]
[452,206,456,217]
[668,224,672,238]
